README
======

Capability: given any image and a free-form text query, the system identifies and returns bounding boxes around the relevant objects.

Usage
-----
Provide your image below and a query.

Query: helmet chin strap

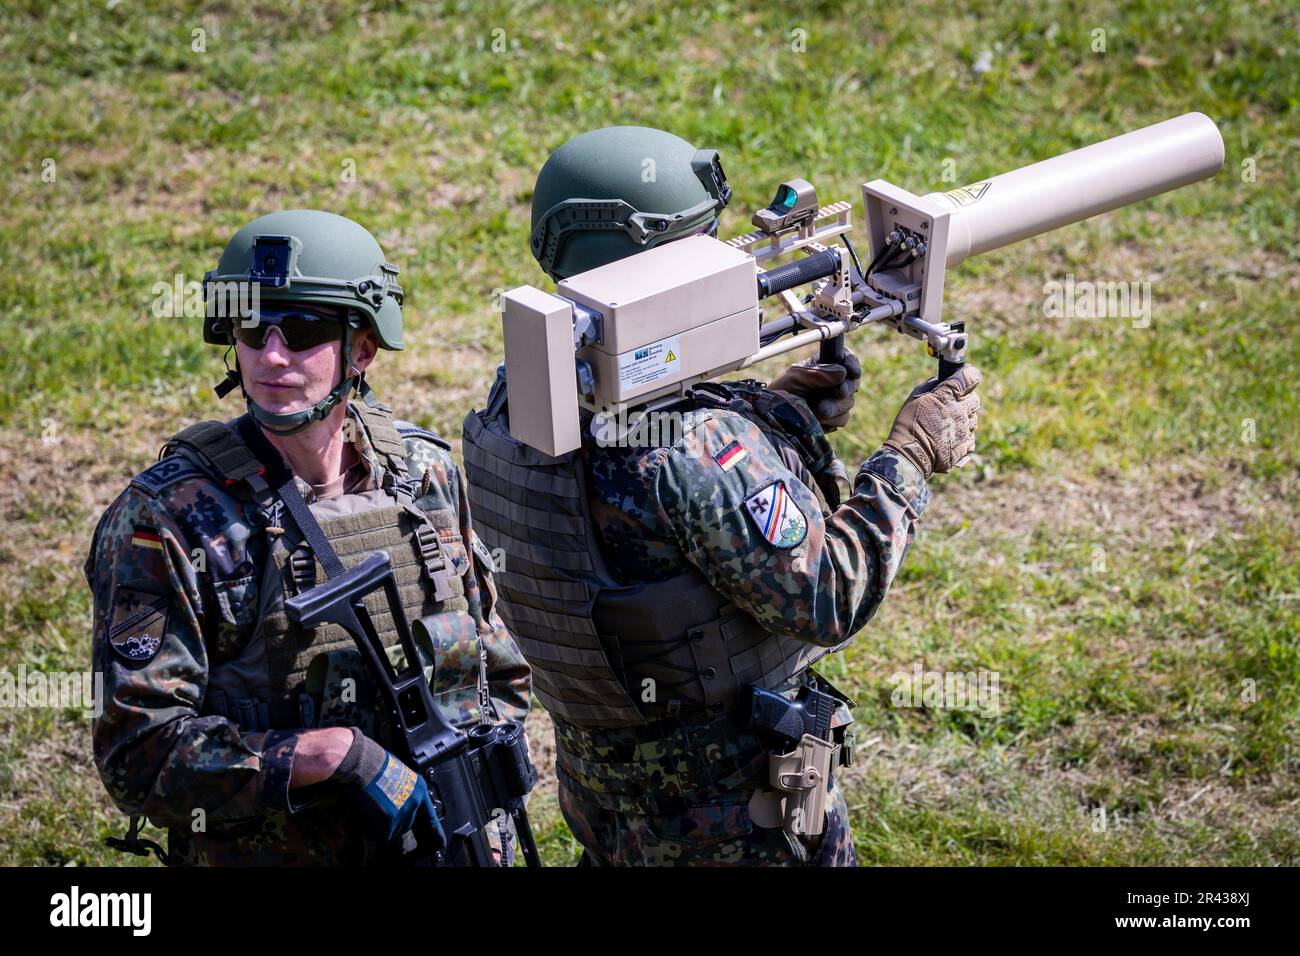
[247,376,355,437]
[213,325,376,438]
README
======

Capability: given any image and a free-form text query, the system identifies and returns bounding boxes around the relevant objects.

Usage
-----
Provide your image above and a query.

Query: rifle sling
[235,414,346,578]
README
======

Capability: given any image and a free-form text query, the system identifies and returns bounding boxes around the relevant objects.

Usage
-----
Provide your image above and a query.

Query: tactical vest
[462,380,837,731]
[166,402,480,734]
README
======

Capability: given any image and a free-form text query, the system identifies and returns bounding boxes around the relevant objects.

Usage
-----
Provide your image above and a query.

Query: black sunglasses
[229,306,348,352]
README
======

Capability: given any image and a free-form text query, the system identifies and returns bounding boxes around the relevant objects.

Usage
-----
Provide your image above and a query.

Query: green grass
[0,0,1297,865]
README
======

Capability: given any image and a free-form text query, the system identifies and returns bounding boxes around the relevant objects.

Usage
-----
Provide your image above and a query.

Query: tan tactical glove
[769,348,862,431]
[882,365,982,478]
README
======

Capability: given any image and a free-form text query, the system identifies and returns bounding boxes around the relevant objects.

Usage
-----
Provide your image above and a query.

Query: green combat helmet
[530,126,732,281]
[202,209,404,435]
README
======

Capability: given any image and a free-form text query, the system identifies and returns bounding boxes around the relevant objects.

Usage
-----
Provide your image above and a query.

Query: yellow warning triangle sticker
[942,180,991,207]
[665,351,676,362]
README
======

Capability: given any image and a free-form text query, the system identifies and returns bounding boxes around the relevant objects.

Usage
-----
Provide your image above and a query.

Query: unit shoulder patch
[743,479,808,549]
[106,587,170,664]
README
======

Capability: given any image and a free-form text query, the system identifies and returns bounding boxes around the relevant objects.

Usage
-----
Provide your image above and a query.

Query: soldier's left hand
[769,348,862,431]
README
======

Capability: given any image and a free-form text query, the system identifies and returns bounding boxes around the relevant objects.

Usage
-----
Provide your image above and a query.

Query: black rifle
[285,549,540,867]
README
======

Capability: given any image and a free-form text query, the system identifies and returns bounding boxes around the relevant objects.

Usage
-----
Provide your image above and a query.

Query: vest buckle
[289,548,317,594]
[415,524,456,602]
[429,567,456,602]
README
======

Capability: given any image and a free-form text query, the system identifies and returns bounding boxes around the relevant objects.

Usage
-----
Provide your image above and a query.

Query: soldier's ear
[351,327,378,372]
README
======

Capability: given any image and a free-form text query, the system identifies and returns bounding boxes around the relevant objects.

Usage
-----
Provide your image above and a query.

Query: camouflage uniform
[467,124,932,865]
[86,402,531,866]
[556,402,928,866]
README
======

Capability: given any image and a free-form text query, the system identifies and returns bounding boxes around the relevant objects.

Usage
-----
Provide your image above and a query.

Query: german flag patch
[131,526,164,552]
[713,439,748,473]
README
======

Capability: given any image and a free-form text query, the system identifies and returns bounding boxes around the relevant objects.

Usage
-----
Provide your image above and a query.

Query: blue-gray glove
[332,728,444,847]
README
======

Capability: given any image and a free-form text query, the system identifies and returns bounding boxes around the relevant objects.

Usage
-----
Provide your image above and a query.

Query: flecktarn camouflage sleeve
[650,411,930,648]
[86,486,303,829]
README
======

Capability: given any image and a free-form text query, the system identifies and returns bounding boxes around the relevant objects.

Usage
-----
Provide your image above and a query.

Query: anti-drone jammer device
[502,113,1225,456]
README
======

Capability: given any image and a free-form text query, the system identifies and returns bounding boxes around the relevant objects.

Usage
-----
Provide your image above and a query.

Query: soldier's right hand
[768,348,863,431]
[331,729,444,845]
[882,365,982,478]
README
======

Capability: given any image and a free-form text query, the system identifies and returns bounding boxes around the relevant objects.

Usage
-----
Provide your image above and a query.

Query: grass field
[0,0,1296,865]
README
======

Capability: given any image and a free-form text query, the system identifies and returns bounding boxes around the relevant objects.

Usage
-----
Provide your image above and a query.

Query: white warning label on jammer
[618,335,681,391]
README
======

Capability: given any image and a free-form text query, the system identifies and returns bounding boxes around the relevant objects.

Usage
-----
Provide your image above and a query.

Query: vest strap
[168,419,267,484]
[413,522,455,602]
[226,415,344,579]
[350,398,411,476]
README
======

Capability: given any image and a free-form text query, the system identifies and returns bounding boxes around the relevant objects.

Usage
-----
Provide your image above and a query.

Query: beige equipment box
[560,234,759,406]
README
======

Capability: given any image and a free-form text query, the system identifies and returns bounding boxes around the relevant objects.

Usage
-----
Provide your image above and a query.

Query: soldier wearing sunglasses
[85,210,531,865]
